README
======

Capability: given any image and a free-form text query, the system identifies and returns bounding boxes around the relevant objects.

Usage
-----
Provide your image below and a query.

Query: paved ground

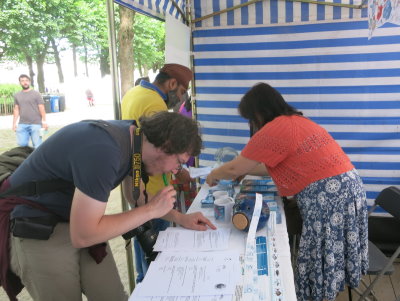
[0,104,133,300]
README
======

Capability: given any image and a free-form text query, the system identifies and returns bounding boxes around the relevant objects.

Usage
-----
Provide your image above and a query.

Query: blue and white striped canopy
[191,1,400,210]
[114,0,400,210]
[114,0,186,21]
[192,0,368,27]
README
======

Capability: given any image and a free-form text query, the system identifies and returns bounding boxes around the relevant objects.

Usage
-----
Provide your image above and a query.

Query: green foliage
[0,84,20,105]
[64,0,109,63]
[0,0,109,70]
[0,0,166,80]
[133,14,165,75]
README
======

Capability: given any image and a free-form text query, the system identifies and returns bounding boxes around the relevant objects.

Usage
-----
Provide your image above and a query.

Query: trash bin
[50,96,60,113]
[42,95,51,113]
[58,95,66,112]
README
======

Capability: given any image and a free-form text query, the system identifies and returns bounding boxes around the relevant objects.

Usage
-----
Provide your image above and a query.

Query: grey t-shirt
[14,89,44,124]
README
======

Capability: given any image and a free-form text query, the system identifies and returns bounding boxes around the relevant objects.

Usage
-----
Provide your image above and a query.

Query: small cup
[214,197,235,223]
[212,190,229,200]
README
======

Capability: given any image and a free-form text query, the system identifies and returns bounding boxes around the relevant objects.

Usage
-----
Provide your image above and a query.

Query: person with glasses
[2,112,215,301]
[121,63,195,283]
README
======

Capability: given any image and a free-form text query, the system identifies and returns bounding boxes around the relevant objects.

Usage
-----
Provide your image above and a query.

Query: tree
[62,0,110,77]
[133,14,165,76]
[116,8,165,96]
[0,0,165,90]
[118,6,135,97]
[0,0,73,91]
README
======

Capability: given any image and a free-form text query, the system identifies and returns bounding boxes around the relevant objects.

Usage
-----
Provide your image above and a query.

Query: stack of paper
[153,228,231,252]
[130,250,241,301]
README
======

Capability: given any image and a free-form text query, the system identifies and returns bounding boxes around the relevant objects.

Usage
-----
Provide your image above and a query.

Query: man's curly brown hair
[139,111,202,156]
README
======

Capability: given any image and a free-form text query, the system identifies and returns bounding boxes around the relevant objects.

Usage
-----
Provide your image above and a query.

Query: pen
[162,173,169,186]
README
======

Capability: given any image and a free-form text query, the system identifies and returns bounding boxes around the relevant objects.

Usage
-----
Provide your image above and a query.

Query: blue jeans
[134,218,170,283]
[16,124,42,148]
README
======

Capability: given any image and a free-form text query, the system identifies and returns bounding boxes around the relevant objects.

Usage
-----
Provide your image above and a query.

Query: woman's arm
[248,163,269,176]
[206,155,260,186]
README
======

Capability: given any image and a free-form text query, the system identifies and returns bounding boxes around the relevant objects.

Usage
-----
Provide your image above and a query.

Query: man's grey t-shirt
[14,89,44,124]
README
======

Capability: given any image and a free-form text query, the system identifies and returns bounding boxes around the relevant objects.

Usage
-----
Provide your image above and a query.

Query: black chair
[349,186,400,301]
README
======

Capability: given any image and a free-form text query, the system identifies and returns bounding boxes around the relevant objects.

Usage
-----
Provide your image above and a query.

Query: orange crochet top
[241,115,354,196]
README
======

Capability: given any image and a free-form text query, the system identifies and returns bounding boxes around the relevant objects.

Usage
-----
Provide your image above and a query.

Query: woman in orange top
[206,83,368,301]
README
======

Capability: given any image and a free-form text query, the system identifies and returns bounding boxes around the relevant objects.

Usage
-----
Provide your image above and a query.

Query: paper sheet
[189,166,212,178]
[136,251,240,297]
[153,228,231,252]
[129,283,232,301]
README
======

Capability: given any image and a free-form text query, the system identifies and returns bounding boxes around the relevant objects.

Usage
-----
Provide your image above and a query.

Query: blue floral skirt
[294,169,369,301]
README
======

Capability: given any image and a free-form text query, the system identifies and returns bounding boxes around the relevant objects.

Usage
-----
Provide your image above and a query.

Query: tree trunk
[72,44,78,77]
[142,66,149,77]
[35,39,50,93]
[50,38,64,83]
[118,6,135,97]
[99,47,110,77]
[25,55,35,88]
[36,53,46,93]
[136,59,143,77]
[84,42,89,77]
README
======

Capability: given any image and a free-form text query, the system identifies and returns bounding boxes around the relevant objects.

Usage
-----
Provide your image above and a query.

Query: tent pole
[105,0,136,294]
[106,0,121,120]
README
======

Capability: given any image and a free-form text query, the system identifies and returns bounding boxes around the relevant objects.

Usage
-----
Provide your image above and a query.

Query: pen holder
[232,198,270,232]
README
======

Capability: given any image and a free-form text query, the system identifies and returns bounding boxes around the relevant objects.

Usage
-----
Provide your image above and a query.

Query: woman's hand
[206,170,219,186]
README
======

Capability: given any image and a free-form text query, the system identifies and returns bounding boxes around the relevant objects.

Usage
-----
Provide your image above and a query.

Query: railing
[0,97,13,116]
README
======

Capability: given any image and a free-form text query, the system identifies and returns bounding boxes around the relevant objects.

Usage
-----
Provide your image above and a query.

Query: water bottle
[40,128,48,137]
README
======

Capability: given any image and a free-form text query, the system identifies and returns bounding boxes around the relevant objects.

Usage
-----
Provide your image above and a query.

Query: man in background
[12,74,48,148]
[121,63,193,283]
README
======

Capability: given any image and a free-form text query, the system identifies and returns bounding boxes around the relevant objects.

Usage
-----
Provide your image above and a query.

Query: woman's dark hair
[140,111,202,156]
[238,82,302,129]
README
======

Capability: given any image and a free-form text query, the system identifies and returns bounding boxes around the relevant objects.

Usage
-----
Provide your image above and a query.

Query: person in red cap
[121,63,194,283]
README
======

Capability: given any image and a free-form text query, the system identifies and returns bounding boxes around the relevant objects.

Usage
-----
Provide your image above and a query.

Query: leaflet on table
[129,283,232,301]
[241,178,274,186]
[189,166,212,178]
[153,228,231,252]
[240,185,277,193]
[136,250,241,297]
[242,194,266,301]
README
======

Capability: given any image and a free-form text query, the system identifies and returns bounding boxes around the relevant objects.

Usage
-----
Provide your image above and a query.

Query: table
[129,181,297,301]
[186,182,297,301]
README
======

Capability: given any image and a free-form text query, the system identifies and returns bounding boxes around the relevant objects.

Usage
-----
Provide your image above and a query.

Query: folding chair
[349,186,400,301]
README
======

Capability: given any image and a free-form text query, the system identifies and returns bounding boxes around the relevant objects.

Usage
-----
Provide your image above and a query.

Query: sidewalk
[0,103,116,130]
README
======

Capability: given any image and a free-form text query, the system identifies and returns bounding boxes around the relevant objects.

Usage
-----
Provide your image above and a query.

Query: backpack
[0,146,34,184]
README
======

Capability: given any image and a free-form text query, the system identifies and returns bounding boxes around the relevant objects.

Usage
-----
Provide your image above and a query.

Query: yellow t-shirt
[121,85,170,197]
